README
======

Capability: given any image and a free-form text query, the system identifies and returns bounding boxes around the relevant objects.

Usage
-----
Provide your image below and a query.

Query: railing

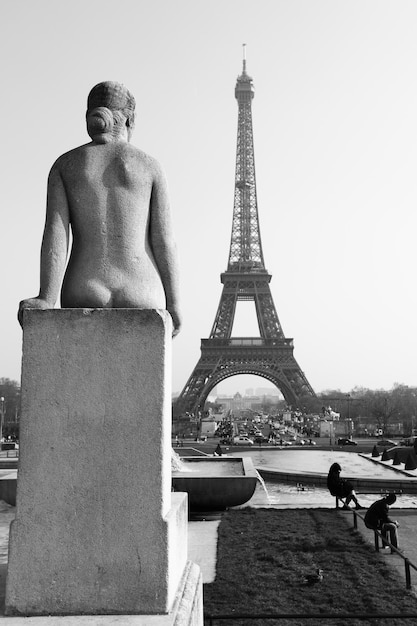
[336,496,417,590]
[201,338,294,348]
[0,449,19,458]
[205,612,417,623]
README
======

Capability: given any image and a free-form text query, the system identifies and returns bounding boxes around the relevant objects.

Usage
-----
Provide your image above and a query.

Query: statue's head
[86,81,136,143]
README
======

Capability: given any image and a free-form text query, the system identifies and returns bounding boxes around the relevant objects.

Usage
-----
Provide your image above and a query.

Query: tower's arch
[198,366,296,413]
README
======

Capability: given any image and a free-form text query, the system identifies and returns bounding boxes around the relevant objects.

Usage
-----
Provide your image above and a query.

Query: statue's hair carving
[86,81,136,142]
[86,107,114,140]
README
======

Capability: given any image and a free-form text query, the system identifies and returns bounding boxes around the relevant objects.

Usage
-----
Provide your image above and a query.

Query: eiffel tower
[175,50,315,418]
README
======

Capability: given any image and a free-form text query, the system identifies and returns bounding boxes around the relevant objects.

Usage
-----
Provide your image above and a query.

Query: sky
[1,0,417,398]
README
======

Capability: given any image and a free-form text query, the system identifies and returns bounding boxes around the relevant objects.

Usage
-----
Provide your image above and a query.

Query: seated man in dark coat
[364,493,399,553]
[327,462,362,510]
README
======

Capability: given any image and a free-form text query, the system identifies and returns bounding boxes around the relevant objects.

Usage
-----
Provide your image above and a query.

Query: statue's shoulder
[126,145,162,170]
[49,143,91,173]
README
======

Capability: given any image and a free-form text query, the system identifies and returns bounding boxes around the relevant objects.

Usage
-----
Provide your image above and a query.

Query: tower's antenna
[242,43,247,72]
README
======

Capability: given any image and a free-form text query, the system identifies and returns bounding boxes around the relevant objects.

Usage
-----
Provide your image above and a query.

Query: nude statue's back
[58,141,165,309]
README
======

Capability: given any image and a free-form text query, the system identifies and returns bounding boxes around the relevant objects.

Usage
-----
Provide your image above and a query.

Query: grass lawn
[203,508,417,626]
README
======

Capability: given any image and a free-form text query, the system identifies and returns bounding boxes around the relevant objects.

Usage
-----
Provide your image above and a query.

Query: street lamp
[412,393,417,436]
[0,397,4,444]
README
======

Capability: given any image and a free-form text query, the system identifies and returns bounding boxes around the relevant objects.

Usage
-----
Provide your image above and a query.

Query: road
[173,436,399,455]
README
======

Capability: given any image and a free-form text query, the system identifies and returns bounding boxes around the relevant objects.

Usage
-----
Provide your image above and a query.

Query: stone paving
[188,521,219,584]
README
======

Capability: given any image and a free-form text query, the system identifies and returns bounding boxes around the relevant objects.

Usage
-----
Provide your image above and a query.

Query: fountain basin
[231,450,417,494]
[172,456,258,511]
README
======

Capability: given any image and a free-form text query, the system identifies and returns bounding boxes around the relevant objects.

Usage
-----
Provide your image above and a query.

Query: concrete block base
[0,561,203,625]
[5,309,191,617]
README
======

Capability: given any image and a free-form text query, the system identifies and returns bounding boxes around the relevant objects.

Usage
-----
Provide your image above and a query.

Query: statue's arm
[18,163,70,327]
[149,165,182,337]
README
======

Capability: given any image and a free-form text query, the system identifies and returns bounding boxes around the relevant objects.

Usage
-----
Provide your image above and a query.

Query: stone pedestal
[5,309,195,618]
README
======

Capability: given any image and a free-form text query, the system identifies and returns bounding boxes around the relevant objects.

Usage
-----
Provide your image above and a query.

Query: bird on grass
[303,568,324,586]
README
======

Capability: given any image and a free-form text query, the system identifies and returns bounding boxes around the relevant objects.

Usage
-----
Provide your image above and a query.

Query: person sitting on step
[364,493,399,553]
[327,462,363,510]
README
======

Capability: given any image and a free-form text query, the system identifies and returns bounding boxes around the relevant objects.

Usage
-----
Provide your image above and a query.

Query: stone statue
[18,81,181,336]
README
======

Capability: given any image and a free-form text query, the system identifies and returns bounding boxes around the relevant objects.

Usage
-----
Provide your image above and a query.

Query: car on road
[376,439,397,447]
[233,436,254,446]
[253,434,268,444]
[337,438,358,446]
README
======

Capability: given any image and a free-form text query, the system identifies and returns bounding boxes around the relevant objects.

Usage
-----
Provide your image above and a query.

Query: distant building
[319,419,353,439]
[200,419,218,438]
[216,392,261,413]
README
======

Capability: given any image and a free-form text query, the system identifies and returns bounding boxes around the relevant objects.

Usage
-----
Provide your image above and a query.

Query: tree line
[0,378,21,438]
[300,383,417,435]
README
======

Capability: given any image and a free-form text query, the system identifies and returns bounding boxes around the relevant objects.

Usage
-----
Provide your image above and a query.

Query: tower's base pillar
[5,309,196,619]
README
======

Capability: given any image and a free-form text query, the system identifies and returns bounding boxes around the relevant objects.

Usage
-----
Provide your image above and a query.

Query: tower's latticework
[175,53,315,417]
